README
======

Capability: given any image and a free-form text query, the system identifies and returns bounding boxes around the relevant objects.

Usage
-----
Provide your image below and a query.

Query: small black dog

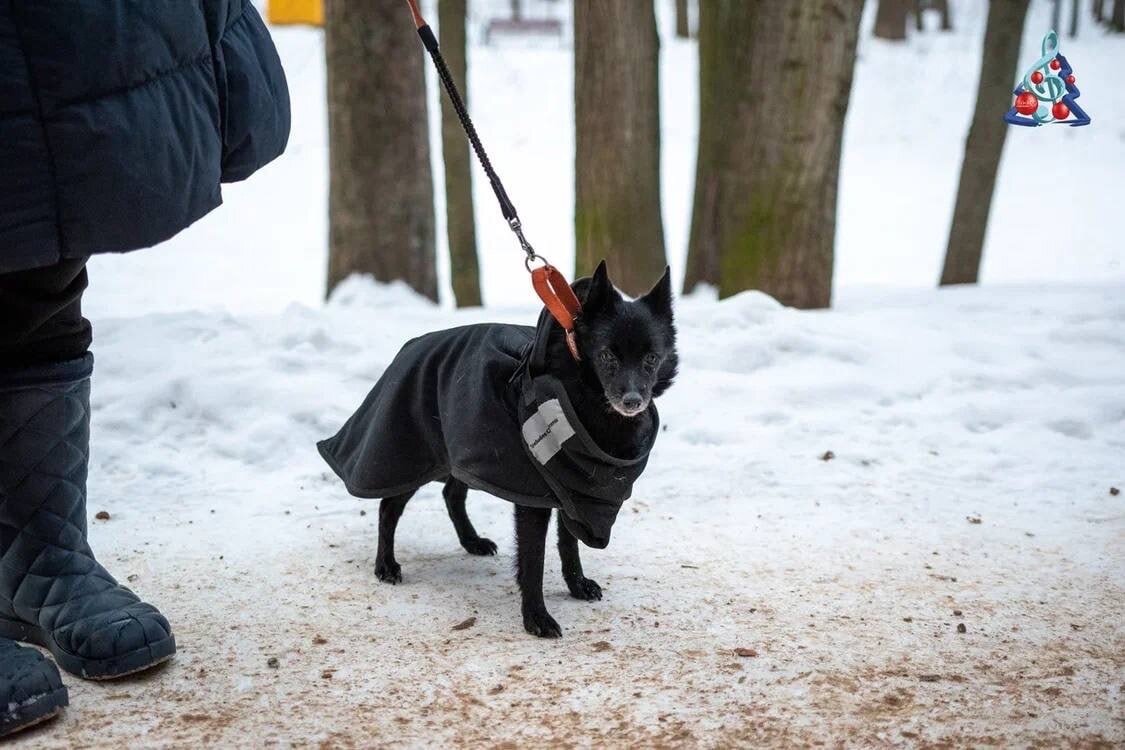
[319,261,677,637]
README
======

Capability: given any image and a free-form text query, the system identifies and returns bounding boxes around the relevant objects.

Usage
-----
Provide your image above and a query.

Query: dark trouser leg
[557,516,602,601]
[0,259,92,368]
[0,259,175,680]
[515,505,561,638]
[442,478,497,556]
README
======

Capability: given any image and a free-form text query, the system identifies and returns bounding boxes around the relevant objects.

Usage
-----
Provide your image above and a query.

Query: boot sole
[0,617,176,680]
[0,687,68,737]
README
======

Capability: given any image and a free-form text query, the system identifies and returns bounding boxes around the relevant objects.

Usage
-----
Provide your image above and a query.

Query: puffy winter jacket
[0,0,290,273]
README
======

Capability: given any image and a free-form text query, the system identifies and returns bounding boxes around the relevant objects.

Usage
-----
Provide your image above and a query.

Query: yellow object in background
[267,0,323,26]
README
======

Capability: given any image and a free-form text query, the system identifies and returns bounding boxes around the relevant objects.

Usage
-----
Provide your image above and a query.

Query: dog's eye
[642,353,660,372]
[598,350,618,371]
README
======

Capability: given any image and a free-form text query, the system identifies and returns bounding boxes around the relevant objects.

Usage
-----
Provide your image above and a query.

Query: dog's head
[570,261,678,418]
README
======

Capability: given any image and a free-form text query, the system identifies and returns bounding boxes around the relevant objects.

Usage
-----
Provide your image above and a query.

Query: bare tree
[325,0,437,299]
[574,0,667,295]
[675,0,690,38]
[439,0,482,306]
[874,0,910,40]
[940,0,1031,286]
[685,0,863,308]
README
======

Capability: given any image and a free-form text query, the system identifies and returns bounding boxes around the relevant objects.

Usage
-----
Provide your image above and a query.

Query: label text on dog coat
[522,399,576,465]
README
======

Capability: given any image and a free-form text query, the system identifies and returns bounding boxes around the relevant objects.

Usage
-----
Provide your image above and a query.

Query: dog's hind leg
[557,515,603,601]
[443,478,498,556]
[516,504,561,638]
[375,490,414,584]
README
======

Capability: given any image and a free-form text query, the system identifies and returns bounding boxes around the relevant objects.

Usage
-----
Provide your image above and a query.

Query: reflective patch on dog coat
[521,398,576,465]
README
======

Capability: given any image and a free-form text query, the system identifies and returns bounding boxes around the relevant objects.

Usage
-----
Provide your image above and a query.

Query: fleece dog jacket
[318,310,658,548]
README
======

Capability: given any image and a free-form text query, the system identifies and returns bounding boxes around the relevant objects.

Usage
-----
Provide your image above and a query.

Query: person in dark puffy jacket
[0,1,289,735]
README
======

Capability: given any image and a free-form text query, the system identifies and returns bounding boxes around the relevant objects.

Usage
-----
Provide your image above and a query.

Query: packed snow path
[15,282,1123,747]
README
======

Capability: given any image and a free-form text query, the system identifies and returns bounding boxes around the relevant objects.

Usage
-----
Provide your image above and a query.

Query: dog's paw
[567,576,603,601]
[462,536,498,556]
[375,559,402,584]
[522,607,562,638]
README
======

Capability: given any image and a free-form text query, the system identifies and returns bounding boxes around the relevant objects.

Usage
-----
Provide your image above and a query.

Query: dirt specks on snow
[451,616,477,631]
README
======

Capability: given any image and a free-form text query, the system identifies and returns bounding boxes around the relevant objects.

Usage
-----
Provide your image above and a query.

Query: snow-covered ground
[17,0,1124,746]
[21,280,1125,747]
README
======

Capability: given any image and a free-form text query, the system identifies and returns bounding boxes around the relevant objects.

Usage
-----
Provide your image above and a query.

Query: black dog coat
[317,310,658,548]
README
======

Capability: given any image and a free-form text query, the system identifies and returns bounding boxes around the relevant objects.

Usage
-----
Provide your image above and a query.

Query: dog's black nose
[622,393,644,412]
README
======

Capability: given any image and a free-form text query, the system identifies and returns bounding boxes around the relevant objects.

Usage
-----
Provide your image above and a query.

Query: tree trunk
[438,0,482,307]
[874,0,909,40]
[682,0,729,293]
[940,0,1030,286]
[574,0,667,296]
[325,0,437,300]
[1094,0,1105,22]
[939,0,952,30]
[1051,0,1061,33]
[1069,0,1079,36]
[1112,0,1125,31]
[675,0,690,38]
[686,1,861,307]
[914,0,925,33]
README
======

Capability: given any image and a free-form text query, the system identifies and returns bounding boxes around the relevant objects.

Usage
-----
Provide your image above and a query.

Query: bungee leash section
[403,0,582,361]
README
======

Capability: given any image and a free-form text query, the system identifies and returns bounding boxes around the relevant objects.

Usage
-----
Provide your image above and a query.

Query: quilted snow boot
[0,355,175,679]
[0,639,68,736]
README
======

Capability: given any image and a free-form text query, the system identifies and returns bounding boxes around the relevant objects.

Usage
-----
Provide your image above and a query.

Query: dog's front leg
[557,515,602,601]
[515,505,561,638]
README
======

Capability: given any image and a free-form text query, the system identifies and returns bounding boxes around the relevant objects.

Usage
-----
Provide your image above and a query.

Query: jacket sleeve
[210,0,291,183]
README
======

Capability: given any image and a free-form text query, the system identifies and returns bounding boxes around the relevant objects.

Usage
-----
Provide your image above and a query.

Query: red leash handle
[405,0,426,28]
[531,265,582,361]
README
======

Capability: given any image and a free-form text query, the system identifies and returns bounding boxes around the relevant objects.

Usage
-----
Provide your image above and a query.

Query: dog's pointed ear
[640,266,674,320]
[582,259,615,313]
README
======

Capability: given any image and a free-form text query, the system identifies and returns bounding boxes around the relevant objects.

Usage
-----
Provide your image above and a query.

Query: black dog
[319,261,677,637]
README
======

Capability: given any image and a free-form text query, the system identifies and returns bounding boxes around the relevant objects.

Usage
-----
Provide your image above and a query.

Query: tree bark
[874,0,909,40]
[325,0,437,300]
[940,0,1030,286]
[1051,0,1061,34]
[939,0,952,30]
[685,0,862,308]
[438,0,482,307]
[574,0,667,296]
[1094,0,1104,22]
[675,0,690,38]
[1069,0,1079,36]
[1112,0,1125,31]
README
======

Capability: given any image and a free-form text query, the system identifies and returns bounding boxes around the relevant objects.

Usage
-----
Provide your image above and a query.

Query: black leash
[405,0,543,270]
